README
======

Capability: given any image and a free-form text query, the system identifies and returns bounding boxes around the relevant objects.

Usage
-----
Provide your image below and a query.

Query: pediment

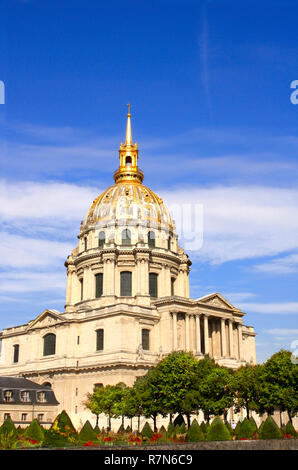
[26,309,64,330]
[197,293,239,311]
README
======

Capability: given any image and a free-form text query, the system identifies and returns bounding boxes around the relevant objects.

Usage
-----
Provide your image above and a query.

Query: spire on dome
[125,103,133,146]
[114,105,144,184]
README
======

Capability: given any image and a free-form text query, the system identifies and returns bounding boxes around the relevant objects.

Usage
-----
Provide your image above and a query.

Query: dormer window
[20,390,30,402]
[37,391,46,403]
[4,390,13,402]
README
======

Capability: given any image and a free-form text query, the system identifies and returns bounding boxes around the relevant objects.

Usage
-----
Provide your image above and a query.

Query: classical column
[238,323,243,360]
[204,315,209,355]
[221,318,227,357]
[185,314,190,351]
[172,312,178,351]
[195,313,201,354]
[228,319,234,357]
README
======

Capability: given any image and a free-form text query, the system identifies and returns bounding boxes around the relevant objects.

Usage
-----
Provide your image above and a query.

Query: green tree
[255,350,298,421]
[85,383,128,430]
[133,368,165,432]
[232,364,263,418]
[198,366,235,422]
[141,351,203,427]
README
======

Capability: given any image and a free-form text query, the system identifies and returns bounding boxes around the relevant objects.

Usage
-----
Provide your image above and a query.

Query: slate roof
[0,376,59,405]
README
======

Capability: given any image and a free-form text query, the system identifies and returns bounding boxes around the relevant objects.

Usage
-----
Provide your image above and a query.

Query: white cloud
[265,329,298,336]
[161,185,298,264]
[221,292,257,303]
[0,232,72,268]
[0,271,66,293]
[239,302,298,315]
[253,253,298,274]
[0,180,98,222]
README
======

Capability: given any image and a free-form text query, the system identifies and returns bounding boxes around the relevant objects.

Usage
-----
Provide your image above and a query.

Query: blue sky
[0,0,298,362]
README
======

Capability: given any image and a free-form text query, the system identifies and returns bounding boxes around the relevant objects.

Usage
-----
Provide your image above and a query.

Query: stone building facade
[0,110,256,429]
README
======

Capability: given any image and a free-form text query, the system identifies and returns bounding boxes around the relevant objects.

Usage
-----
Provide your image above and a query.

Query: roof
[0,376,47,389]
[0,376,59,405]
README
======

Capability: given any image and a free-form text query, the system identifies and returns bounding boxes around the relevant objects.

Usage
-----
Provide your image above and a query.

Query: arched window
[42,382,52,389]
[98,231,105,248]
[13,344,19,363]
[125,156,132,166]
[43,333,56,356]
[84,237,88,251]
[148,231,155,248]
[149,273,158,298]
[95,273,103,298]
[120,271,132,296]
[121,229,131,245]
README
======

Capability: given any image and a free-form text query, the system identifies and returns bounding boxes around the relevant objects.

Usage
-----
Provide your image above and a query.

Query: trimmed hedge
[79,420,98,442]
[141,421,154,438]
[186,419,205,442]
[23,419,45,443]
[258,416,283,440]
[235,418,257,439]
[167,422,175,438]
[206,416,232,441]
[0,416,17,438]
[282,421,297,438]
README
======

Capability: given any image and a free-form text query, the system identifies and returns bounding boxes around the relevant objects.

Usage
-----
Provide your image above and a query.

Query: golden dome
[83,182,173,230]
[82,106,174,232]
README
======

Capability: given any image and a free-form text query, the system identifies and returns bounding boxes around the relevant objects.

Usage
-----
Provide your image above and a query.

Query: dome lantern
[114,104,144,184]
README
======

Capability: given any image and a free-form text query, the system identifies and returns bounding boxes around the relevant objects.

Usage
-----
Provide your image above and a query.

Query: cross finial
[127,102,131,115]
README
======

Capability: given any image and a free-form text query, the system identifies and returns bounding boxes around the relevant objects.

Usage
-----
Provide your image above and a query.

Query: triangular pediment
[26,309,64,330]
[196,293,240,311]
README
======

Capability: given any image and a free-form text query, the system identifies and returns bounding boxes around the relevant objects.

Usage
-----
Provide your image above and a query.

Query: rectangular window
[149,273,158,298]
[4,413,11,420]
[21,413,27,421]
[96,329,104,351]
[80,279,84,301]
[13,344,19,363]
[142,329,150,350]
[171,278,175,296]
[95,273,103,298]
[120,271,132,296]
[37,414,44,422]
